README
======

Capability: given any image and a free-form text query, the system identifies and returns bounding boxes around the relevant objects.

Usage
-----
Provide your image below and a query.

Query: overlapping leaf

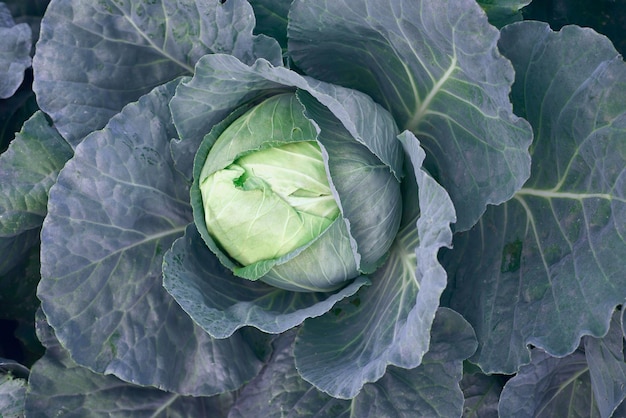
[499,349,597,417]
[294,132,456,398]
[0,2,31,98]
[476,0,532,28]
[38,80,265,396]
[231,308,476,417]
[446,22,626,374]
[0,111,71,274]
[32,0,282,145]
[288,0,532,230]
[498,311,626,418]
[163,224,368,339]
[26,311,236,417]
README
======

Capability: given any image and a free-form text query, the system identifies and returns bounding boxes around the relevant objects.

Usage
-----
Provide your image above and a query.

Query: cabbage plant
[1,0,626,416]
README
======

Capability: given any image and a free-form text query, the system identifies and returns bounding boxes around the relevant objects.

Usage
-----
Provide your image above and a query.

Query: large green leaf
[229,330,352,418]
[163,223,368,339]
[231,308,476,417]
[584,311,626,418]
[498,348,599,418]
[293,132,456,398]
[445,22,626,374]
[0,111,71,236]
[288,0,532,230]
[498,311,626,418]
[0,2,31,98]
[0,111,71,274]
[26,311,236,417]
[38,80,265,396]
[32,0,282,145]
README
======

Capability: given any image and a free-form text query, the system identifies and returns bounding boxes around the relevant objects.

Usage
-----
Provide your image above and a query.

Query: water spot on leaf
[501,239,523,273]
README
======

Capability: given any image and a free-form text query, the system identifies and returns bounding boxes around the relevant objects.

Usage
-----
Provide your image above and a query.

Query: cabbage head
[194,92,401,292]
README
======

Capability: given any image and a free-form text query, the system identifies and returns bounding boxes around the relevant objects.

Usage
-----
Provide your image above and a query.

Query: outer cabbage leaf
[288,0,532,231]
[32,0,282,145]
[163,223,368,339]
[247,0,291,50]
[584,311,626,418]
[293,131,456,398]
[476,0,532,28]
[461,368,503,418]
[38,79,265,396]
[500,313,626,418]
[498,348,598,418]
[0,111,71,274]
[445,22,626,374]
[26,310,236,417]
[0,111,71,235]
[230,308,476,417]
[0,2,31,98]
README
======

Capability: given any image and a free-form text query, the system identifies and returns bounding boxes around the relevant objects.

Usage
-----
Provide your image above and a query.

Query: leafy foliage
[0,0,625,416]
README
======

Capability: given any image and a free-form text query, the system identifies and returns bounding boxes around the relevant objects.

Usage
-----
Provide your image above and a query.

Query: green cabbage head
[193,92,402,292]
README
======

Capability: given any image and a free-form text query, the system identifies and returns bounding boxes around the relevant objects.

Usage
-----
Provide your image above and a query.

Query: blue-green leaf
[163,223,369,339]
[0,111,72,236]
[32,0,281,145]
[231,308,476,417]
[584,311,626,418]
[498,348,598,418]
[247,0,291,50]
[288,0,532,230]
[446,22,626,374]
[26,311,236,417]
[0,2,31,98]
[294,133,456,399]
[38,79,264,396]
[229,331,352,418]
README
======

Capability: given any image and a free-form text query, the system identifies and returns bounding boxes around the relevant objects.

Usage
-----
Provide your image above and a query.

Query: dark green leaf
[461,369,503,418]
[231,308,476,417]
[351,308,476,417]
[32,0,282,145]
[499,349,599,418]
[476,0,531,28]
[248,0,291,50]
[0,111,72,236]
[584,311,626,418]
[0,2,31,98]
[0,244,39,321]
[229,331,352,418]
[294,133,456,398]
[446,21,626,373]
[38,80,264,396]
[288,0,532,230]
